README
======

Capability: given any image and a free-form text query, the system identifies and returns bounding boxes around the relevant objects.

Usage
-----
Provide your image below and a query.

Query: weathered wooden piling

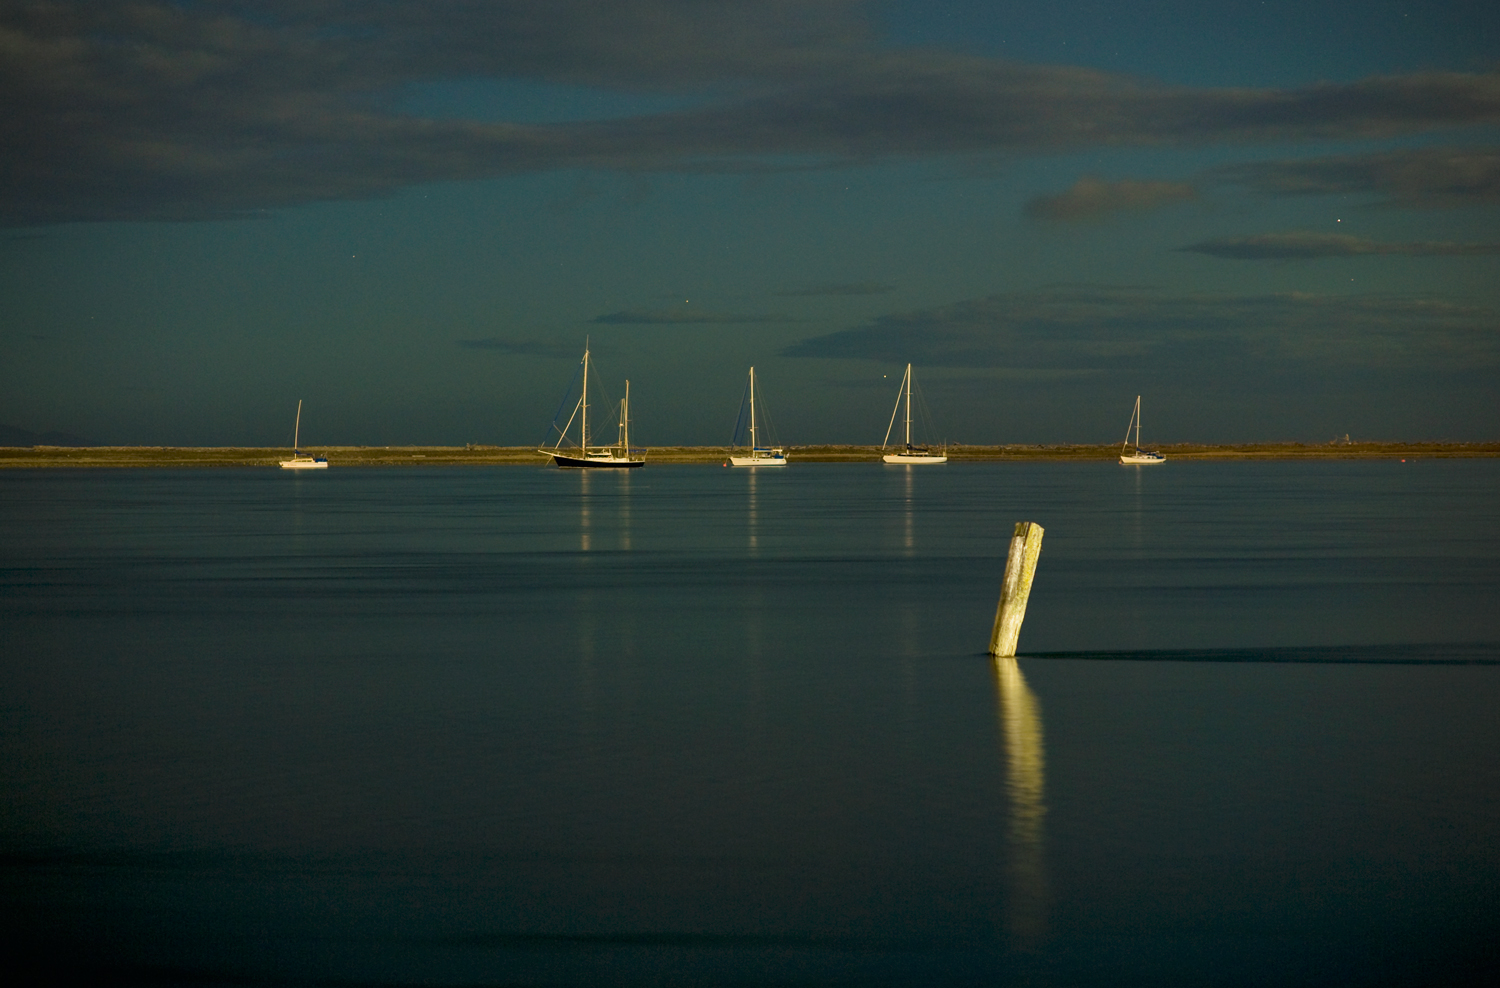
[989,522,1045,658]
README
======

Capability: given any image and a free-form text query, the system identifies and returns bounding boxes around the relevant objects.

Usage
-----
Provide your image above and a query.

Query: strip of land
[2,442,1496,468]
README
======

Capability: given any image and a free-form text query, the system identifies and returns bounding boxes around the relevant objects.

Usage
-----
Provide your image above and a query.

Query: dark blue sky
[3,1,1497,445]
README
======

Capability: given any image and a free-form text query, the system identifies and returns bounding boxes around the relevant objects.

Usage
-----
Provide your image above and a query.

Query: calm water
[2,461,1497,985]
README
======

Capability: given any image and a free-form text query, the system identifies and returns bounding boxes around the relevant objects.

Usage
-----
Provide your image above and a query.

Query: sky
[2,0,1498,446]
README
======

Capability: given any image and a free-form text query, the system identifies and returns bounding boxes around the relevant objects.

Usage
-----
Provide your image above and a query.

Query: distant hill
[0,423,96,446]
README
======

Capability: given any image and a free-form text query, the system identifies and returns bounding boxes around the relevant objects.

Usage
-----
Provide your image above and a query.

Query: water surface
[2,461,1496,985]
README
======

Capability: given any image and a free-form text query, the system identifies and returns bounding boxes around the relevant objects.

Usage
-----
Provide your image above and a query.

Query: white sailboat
[279,400,328,469]
[728,366,786,467]
[1119,395,1165,465]
[882,363,946,464]
[539,343,645,469]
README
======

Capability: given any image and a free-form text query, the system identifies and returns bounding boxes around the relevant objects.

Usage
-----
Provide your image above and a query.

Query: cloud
[270,1,874,87]
[5,3,1500,224]
[455,338,578,357]
[592,309,797,324]
[1214,147,1500,208]
[1025,176,1196,220]
[777,282,895,296]
[2,0,867,225]
[1180,232,1500,259]
[782,286,1499,370]
[588,63,1500,163]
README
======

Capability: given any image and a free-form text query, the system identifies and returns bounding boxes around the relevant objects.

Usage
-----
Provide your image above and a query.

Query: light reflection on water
[619,468,631,552]
[1128,459,1145,553]
[1,462,1497,986]
[902,465,915,555]
[747,468,758,555]
[995,657,1048,947]
[578,467,592,551]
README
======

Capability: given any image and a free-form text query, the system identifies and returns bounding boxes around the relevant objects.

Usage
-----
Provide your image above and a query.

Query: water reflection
[747,470,759,555]
[618,470,632,552]
[579,470,592,552]
[902,466,914,555]
[994,656,1048,945]
[1129,461,1145,552]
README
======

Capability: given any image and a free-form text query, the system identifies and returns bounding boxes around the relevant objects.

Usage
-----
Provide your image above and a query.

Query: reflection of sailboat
[901,463,914,555]
[994,656,1048,944]
[882,364,946,464]
[279,400,328,470]
[617,470,632,552]
[578,469,592,551]
[728,366,786,467]
[746,469,759,553]
[1119,395,1165,465]
[540,343,645,469]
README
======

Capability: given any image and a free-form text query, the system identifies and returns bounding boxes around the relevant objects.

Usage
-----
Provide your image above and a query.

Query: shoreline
[3,442,1497,468]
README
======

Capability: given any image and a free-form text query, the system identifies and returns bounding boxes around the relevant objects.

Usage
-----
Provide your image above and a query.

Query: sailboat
[882,364,947,464]
[539,343,645,468]
[728,367,786,467]
[1119,395,1165,465]
[279,400,328,469]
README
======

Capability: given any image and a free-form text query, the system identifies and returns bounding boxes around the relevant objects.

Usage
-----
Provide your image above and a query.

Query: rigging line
[1122,395,1141,452]
[588,380,618,432]
[882,365,907,448]
[754,375,781,448]
[542,356,585,446]
[730,374,752,448]
[911,377,943,446]
[554,395,584,449]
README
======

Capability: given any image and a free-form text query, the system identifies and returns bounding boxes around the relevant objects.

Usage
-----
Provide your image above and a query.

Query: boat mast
[748,367,757,452]
[580,343,590,455]
[621,380,630,455]
[293,399,302,452]
[1122,395,1141,455]
[904,364,913,448]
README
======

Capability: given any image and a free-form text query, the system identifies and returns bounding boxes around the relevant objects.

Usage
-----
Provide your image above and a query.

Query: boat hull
[543,451,644,469]
[729,452,787,467]
[279,458,328,470]
[1119,453,1165,465]
[883,453,946,464]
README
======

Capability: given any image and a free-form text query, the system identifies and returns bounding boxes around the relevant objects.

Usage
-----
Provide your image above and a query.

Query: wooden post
[990,522,1044,658]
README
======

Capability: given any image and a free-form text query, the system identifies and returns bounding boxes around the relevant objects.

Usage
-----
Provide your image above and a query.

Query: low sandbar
[2,442,1496,468]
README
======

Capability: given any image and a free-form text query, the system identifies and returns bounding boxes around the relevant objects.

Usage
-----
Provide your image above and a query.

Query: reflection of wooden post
[994,656,1048,943]
[989,522,1044,657]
